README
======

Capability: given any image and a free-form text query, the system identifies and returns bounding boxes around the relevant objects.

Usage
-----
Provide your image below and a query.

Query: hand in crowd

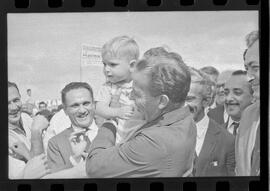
[117,105,134,120]
[23,154,51,179]
[10,141,31,162]
[31,114,50,132]
[69,131,89,162]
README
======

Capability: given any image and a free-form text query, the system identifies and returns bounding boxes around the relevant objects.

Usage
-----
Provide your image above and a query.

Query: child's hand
[117,105,134,120]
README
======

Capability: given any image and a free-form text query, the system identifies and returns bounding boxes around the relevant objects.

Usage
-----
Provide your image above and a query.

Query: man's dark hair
[39,101,47,107]
[136,52,190,104]
[27,89,31,92]
[231,70,253,94]
[61,82,94,105]
[143,47,168,59]
[8,81,20,94]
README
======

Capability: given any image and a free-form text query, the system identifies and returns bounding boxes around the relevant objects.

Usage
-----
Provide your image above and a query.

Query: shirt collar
[157,106,191,127]
[72,121,98,132]
[196,112,209,131]
[227,117,239,128]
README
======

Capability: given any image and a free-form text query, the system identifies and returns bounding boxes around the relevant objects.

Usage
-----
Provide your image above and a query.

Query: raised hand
[23,154,51,179]
[69,130,89,162]
[10,141,31,161]
[31,115,49,132]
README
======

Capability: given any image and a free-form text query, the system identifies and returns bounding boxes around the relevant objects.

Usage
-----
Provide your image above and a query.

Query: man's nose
[78,104,87,113]
[225,92,234,101]
[9,102,18,111]
[247,71,255,82]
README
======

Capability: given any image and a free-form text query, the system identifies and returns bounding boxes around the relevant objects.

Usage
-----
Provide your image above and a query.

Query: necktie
[232,122,239,135]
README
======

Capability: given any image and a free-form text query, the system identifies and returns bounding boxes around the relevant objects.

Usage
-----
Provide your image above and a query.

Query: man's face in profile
[8,86,22,126]
[131,70,160,123]
[185,83,206,122]
[244,40,260,100]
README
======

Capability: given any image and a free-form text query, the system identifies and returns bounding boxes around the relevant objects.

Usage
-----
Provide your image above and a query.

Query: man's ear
[158,95,169,110]
[202,97,211,108]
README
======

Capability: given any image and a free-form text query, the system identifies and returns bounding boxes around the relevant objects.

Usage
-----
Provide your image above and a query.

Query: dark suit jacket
[47,127,91,173]
[47,127,74,172]
[194,118,235,176]
[208,105,226,126]
[86,106,197,177]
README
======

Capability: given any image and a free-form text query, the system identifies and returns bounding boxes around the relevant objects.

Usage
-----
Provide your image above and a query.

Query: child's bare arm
[95,102,134,120]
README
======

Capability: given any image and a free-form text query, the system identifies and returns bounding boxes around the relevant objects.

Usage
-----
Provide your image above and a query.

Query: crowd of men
[8,30,260,178]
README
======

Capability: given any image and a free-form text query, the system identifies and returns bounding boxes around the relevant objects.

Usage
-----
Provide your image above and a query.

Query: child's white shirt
[96,81,144,144]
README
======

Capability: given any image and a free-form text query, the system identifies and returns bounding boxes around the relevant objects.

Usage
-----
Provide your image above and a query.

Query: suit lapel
[196,119,220,175]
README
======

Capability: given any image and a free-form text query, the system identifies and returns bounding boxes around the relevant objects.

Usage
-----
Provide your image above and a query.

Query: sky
[8,11,258,102]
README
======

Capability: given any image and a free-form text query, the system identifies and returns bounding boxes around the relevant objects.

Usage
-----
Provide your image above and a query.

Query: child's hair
[102,36,139,62]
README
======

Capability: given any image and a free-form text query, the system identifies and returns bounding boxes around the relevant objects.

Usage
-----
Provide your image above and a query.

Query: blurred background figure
[208,70,234,125]
[215,70,234,107]
[200,66,219,83]
[25,89,35,105]
[38,101,48,112]
[200,66,219,109]
[21,89,38,117]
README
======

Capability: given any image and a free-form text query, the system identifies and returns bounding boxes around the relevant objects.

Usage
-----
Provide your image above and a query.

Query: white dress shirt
[196,113,210,156]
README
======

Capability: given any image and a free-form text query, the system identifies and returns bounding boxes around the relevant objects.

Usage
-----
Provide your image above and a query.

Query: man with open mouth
[47,82,98,173]
[8,81,50,179]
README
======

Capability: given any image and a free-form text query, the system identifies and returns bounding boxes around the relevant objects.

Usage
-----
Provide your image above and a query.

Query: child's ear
[129,59,137,68]
[158,95,169,110]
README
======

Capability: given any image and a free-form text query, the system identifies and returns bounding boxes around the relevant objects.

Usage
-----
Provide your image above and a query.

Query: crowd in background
[8,30,260,178]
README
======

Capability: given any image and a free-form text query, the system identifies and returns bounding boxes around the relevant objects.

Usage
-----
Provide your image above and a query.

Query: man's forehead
[66,88,92,100]
[189,82,203,95]
[225,75,248,88]
[244,40,259,66]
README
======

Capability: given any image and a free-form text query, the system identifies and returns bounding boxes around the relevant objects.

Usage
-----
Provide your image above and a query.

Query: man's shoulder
[21,112,33,123]
[242,102,259,117]
[209,119,234,142]
[48,127,72,145]
[208,105,223,116]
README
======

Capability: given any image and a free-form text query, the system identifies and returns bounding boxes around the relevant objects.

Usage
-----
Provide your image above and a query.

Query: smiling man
[223,70,253,135]
[235,31,260,176]
[8,81,50,179]
[85,50,196,177]
[47,82,98,172]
